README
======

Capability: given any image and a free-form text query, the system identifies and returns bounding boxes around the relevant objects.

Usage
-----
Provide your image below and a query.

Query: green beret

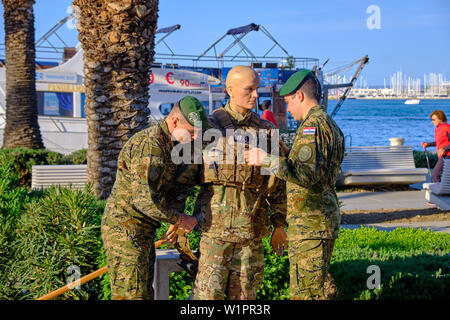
[279,69,314,97]
[178,96,209,129]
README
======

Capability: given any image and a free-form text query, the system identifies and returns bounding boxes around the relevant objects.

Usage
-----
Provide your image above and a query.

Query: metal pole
[425,149,432,178]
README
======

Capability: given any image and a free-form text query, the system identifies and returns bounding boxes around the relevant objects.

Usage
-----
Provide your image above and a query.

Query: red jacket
[262,110,278,128]
[434,122,450,157]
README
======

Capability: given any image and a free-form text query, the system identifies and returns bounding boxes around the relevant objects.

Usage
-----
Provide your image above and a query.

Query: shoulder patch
[298,144,313,162]
[303,127,316,135]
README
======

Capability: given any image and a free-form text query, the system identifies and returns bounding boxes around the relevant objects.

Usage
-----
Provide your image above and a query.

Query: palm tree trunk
[1,0,44,149]
[72,0,158,199]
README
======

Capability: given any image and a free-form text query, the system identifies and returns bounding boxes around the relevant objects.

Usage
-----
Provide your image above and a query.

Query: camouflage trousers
[101,211,156,300]
[288,239,336,300]
[193,236,264,300]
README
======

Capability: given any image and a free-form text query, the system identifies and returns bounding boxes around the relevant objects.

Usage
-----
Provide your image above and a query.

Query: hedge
[0,147,87,187]
[413,150,438,169]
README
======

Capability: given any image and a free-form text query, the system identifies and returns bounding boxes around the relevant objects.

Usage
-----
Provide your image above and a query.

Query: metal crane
[322,55,369,117]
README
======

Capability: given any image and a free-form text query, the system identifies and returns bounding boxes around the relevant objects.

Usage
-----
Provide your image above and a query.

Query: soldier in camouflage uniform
[247,70,345,300]
[101,96,207,300]
[192,66,288,300]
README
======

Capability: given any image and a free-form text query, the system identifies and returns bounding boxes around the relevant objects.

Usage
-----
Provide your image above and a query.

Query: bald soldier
[247,70,345,300]
[192,65,288,300]
[101,96,207,300]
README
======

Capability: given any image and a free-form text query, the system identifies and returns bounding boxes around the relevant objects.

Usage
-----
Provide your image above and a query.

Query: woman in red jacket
[421,110,450,183]
[261,100,278,128]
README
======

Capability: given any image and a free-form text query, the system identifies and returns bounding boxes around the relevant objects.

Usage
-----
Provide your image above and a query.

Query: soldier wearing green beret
[101,96,208,300]
[246,70,345,300]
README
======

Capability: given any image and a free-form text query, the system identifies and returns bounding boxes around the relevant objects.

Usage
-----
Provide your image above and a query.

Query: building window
[37,92,73,117]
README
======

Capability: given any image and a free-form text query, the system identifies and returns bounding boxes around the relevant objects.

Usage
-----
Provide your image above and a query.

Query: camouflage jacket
[104,120,200,230]
[197,104,287,243]
[261,105,345,240]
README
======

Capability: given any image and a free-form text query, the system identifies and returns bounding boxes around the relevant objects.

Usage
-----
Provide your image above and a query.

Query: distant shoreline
[328,96,450,100]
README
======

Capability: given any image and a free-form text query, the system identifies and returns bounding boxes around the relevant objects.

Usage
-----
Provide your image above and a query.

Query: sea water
[326,99,450,150]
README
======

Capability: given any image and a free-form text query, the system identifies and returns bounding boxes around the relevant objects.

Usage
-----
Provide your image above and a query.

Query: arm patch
[297,144,314,163]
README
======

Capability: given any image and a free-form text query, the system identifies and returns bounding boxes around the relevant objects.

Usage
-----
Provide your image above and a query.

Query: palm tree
[72,0,159,199]
[1,0,44,149]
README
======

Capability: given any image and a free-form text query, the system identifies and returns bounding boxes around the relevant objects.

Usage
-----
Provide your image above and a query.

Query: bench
[423,159,450,210]
[31,164,88,190]
[336,146,428,186]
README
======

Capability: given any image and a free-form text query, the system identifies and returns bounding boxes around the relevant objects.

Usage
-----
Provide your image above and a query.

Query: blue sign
[221,67,280,88]
[256,68,278,87]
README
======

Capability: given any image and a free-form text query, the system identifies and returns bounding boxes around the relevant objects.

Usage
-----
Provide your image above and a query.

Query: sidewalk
[337,190,429,211]
[337,190,450,233]
[342,221,450,233]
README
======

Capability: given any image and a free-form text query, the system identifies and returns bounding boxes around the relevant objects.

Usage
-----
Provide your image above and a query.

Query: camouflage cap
[178,96,209,129]
[279,69,314,97]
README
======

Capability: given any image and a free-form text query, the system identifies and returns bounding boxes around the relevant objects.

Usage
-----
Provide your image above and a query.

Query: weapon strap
[212,107,261,131]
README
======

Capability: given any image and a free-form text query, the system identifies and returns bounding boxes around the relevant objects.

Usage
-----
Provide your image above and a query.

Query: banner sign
[36,71,78,84]
[149,68,221,91]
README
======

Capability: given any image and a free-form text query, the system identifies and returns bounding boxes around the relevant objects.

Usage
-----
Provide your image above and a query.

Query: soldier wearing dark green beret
[101,95,208,300]
[246,70,345,300]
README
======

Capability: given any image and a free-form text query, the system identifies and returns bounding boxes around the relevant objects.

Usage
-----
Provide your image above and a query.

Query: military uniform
[101,95,208,300]
[102,120,199,299]
[193,103,287,300]
[262,105,345,300]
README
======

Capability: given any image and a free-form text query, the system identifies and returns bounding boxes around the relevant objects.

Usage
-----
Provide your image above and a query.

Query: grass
[165,227,449,300]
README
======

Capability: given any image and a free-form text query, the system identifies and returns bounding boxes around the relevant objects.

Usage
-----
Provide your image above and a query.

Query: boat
[404,99,420,105]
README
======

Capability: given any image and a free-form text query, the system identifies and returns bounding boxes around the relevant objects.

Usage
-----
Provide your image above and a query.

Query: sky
[0,0,449,86]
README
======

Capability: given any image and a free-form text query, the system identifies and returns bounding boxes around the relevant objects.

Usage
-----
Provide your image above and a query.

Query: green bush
[0,147,87,187]
[0,148,93,300]
[0,153,44,294]
[413,150,438,169]
[4,186,106,300]
[62,149,87,165]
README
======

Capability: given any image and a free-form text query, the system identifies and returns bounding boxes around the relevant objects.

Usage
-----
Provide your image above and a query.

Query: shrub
[62,149,87,165]
[4,186,106,300]
[0,153,45,296]
[413,150,437,169]
[0,148,87,187]
[0,148,65,186]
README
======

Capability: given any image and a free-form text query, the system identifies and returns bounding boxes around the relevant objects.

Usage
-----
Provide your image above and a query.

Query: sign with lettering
[149,68,220,91]
[36,71,78,84]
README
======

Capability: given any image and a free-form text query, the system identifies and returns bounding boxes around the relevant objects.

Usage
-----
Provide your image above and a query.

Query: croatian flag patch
[303,127,316,135]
